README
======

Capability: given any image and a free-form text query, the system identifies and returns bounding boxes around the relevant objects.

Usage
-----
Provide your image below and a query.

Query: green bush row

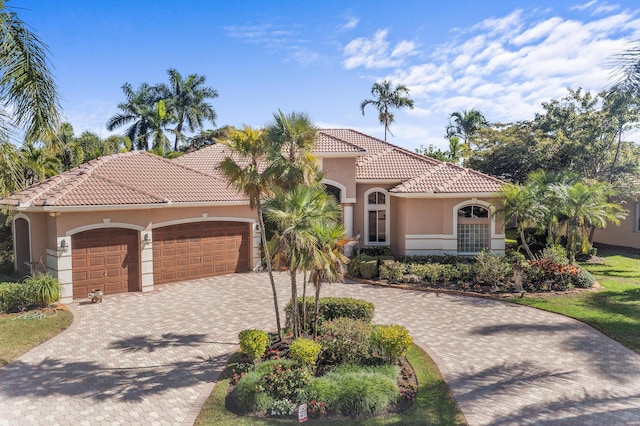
[0,273,60,313]
[285,296,375,331]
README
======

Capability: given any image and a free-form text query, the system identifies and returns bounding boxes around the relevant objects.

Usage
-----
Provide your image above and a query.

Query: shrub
[571,267,595,288]
[24,273,60,306]
[347,258,360,277]
[289,338,321,367]
[269,399,296,417]
[474,250,512,288]
[371,324,413,362]
[309,367,399,416]
[230,371,274,413]
[260,362,312,403]
[523,259,582,292]
[0,282,31,313]
[238,329,270,362]
[286,297,374,330]
[361,246,393,257]
[359,259,378,279]
[320,317,372,366]
[540,245,569,265]
[379,260,405,283]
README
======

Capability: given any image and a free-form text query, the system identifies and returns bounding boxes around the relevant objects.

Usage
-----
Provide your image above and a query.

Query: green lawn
[511,245,640,353]
[195,344,466,425]
[0,309,73,367]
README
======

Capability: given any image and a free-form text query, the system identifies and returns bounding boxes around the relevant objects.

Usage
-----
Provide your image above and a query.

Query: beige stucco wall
[321,158,357,201]
[593,198,640,249]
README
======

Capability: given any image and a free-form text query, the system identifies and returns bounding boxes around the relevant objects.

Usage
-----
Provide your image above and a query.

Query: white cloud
[343,29,418,69]
[342,17,359,31]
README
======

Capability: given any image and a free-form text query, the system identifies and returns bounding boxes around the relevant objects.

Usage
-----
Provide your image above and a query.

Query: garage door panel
[72,229,140,299]
[153,221,250,284]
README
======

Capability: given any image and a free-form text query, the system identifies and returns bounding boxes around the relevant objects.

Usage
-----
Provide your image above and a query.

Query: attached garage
[152,221,250,285]
[71,228,140,299]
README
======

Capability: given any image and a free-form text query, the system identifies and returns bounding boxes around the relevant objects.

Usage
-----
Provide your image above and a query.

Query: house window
[457,205,490,253]
[635,203,640,232]
[365,189,389,245]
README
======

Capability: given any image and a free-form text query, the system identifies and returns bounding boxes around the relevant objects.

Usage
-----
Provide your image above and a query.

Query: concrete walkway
[1,272,639,425]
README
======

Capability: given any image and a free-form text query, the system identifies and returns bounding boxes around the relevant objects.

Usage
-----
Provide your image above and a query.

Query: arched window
[457,205,490,253]
[365,189,389,245]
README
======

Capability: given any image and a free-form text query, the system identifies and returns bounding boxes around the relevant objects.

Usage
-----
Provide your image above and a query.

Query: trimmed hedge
[286,297,375,331]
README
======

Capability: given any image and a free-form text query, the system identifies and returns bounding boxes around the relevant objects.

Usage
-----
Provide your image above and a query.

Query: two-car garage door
[152,221,250,285]
[71,222,250,299]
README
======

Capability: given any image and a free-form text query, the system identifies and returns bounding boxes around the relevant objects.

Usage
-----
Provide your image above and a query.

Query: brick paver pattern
[1,272,639,425]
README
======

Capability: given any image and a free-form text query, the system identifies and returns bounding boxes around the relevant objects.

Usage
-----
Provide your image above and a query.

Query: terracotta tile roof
[1,151,245,208]
[177,128,503,195]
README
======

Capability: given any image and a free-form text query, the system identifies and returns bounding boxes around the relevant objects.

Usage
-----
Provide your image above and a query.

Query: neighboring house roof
[1,151,245,208]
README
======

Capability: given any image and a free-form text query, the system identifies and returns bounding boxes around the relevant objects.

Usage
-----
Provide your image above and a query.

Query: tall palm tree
[218,125,283,337]
[265,186,341,338]
[160,68,218,151]
[106,82,162,150]
[446,109,488,151]
[265,110,321,189]
[0,140,22,198]
[493,183,548,260]
[309,223,347,337]
[610,40,640,97]
[0,1,60,143]
[360,80,414,141]
[552,181,625,263]
[142,99,174,155]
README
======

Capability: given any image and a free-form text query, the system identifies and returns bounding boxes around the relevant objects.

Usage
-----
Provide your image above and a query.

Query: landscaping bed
[196,296,465,424]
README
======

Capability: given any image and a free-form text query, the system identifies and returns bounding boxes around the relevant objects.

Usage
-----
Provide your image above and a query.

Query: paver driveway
[1,273,640,425]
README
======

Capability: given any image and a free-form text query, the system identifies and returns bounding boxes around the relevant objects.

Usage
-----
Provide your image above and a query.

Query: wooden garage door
[72,228,140,299]
[153,221,250,284]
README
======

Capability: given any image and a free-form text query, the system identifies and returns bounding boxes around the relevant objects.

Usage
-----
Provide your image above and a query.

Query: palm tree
[265,110,321,189]
[106,82,162,150]
[309,223,347,337]
[160,68,218,151]
[360,80,414,141]
[265,186,341,338]
[0,140,22,198]
[493,183,548,260]
[142,99,174,155]
[552,181,625,263]
[20,141,60,186]
[446,109,488,151]
[0,1,60,143]
[218,125,283,337]
[610,40,640,97]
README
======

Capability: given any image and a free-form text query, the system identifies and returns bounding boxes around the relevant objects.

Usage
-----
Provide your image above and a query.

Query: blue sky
[15,0,640,151]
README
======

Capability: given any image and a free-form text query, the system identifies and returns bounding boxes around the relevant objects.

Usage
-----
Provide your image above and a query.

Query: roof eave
[389,191,500,199]
[4,200,249,213]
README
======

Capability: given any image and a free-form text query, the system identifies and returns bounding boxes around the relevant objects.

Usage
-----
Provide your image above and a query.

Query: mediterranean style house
[1,129,505,303]
[593,194,640,249]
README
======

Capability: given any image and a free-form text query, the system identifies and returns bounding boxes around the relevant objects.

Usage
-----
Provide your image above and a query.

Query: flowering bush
[269,399,295,417]
[260,362,312,402]
[308,400,329,416]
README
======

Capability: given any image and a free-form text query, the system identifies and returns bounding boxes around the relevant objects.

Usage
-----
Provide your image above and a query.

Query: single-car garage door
[71,228,140,299]
[153,221,250,285]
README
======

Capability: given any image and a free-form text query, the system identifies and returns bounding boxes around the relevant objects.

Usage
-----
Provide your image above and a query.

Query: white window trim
[453,200,493,255]
[364,187,390,246]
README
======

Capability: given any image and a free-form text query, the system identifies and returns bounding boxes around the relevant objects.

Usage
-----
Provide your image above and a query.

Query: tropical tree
[0,140,22,198]
[360,80,414,141]
[265,186,341,339]
[446,109,488,151]
[20,141,60,186]
[551,181,625,263]
[309,222,347,337]
[106,82,162,150]
[0,1,60,143]
[159,68,218,151]
[610,40,640,97]
[218,125,283,337]
[493,183,548,259]
[265,110,320,190]
[141,99,174,155]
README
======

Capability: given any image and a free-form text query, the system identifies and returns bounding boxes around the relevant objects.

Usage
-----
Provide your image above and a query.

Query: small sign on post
[298,403,308,423]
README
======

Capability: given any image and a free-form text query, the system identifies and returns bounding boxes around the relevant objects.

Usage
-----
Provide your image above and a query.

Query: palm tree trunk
[313,277,321,338]
[519,229,535,260]
[257,206,282,338]
[174,122,183,152]
[290,268,299,338]
[301,270,307,334]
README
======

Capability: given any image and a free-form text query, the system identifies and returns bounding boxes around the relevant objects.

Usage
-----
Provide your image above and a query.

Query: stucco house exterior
[593,194,640,249]
[1,129,504,303]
